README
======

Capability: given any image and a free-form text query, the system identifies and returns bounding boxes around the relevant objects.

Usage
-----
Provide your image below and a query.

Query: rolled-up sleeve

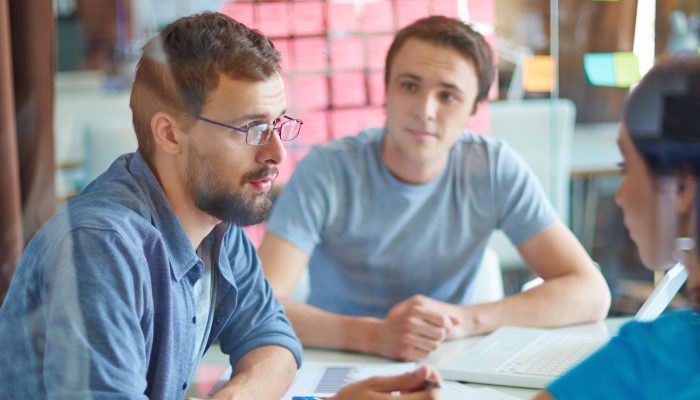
[217,227,303,369]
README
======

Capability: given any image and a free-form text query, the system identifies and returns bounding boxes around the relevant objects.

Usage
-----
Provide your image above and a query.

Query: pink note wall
[221,0,497,246]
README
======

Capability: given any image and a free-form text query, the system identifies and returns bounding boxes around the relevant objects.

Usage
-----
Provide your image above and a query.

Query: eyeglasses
[189,114,303,146]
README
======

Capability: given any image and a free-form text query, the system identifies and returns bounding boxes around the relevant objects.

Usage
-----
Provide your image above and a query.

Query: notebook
[440,263,688,389]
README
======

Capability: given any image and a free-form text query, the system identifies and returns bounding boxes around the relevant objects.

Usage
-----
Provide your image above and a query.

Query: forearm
[210,346,296,400]
[281,298,382,354]
[459,271,610,335]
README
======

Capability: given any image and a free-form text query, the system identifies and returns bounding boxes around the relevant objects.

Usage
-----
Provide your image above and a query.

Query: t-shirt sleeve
[492,141,559,245]
[547,322,648,400]
[217,227,303,369]
[267,147,335,255]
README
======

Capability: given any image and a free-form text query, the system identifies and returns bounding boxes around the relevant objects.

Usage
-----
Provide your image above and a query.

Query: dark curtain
[0,0,55,304]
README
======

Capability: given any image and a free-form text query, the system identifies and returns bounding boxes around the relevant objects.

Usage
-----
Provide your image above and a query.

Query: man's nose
[256,130,286,166]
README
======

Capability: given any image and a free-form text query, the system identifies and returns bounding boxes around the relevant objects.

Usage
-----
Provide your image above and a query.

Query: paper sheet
[210,361,521,400]
[442,381,522,400]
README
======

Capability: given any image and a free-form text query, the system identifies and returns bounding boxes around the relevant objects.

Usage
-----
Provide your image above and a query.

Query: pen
[419,379,442,390]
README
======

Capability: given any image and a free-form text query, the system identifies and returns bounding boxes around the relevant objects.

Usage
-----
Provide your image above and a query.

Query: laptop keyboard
[497,334,608,377]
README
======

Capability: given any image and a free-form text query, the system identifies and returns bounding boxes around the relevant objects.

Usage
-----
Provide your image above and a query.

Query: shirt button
[192,316,197,324]
[182,382,187,390]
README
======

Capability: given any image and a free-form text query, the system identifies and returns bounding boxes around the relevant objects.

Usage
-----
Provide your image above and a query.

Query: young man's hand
[375,295,461,360]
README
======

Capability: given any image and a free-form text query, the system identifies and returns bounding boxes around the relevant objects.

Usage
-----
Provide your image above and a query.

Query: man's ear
[677,169,697,215]
[151,111,183,156]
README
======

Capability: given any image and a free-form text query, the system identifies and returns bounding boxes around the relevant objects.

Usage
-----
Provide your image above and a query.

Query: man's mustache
[244,166,279,182]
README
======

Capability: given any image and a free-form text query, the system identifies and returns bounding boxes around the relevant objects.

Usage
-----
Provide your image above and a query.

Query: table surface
[195,317,631,399]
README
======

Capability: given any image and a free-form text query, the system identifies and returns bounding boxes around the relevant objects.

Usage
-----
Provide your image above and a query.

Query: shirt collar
[128,152,199,281]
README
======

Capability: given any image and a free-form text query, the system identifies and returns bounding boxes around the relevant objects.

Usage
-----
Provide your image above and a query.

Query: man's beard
[186,154,277,226]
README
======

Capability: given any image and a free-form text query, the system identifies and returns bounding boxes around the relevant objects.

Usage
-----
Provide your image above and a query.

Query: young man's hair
[130,12,280,160]
[384,15,494,113]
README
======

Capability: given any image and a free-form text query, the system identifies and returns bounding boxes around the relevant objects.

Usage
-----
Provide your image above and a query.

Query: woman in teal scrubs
[536,57,700,400]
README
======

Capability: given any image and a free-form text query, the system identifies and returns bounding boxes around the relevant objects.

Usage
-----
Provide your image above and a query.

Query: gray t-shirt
[268,128,558,318]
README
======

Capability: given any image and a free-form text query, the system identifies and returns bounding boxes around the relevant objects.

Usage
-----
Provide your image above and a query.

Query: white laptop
[440,263,688,389]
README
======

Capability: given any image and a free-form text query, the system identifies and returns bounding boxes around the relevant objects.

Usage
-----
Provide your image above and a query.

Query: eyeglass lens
[246,119,301,145]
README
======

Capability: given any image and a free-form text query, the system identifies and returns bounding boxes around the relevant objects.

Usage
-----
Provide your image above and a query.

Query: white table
[278,317,630,399]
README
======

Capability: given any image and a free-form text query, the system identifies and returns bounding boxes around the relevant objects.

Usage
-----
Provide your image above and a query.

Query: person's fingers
[364,366,431,393]
[406,315,449,341]
[411,306,452,328]
[423,365,442,384]
[403,332,441,354]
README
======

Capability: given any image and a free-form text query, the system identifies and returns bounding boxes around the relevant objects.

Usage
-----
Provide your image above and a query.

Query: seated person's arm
[213,228,302,398]
[260,234,457,361]
[448,221,611,337]
[423,141,611,338]
[210,345,296,400]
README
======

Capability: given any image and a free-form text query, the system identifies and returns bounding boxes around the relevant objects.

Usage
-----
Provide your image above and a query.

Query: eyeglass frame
[185,113,303,146]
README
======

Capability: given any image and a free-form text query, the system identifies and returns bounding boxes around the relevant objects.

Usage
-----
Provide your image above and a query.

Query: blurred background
[2,0,699,328]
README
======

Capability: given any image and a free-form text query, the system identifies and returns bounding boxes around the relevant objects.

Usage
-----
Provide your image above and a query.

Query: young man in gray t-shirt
[260,16,611,361]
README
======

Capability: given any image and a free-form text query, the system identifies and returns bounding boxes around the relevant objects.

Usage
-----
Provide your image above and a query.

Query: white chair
[486,98,576,270]
[83,117,137,184]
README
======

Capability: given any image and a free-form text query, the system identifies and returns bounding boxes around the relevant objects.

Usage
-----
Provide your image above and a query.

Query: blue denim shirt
[0,152,302,399]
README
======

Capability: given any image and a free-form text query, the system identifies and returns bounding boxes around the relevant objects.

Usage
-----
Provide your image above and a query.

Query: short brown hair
[385,16,494,112]
[130,12,280,160]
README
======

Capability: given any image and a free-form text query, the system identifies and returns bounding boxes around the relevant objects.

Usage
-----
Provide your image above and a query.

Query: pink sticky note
[296,111,329,145]
[361,1,394,33]
[292,1,325,36]
[221,2,254,27]
[467,0,496,25]
[331,73,367,107]
[367,71,385,106]
[331,109,362,139]
[293,75,329,111]
[396,0,429,28]
[356,107,386,130]
[366,35,393,70]
[282,77,293,110]
[330,36,365,70]
[272,39,291,73]
[431,0,459,17]
[255,3,290,37]
[464,102,490,135]
[292,38,328,72]
[328,2,359,32]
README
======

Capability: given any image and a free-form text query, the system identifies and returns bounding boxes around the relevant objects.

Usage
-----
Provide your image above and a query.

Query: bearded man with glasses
[0,12,304,399]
